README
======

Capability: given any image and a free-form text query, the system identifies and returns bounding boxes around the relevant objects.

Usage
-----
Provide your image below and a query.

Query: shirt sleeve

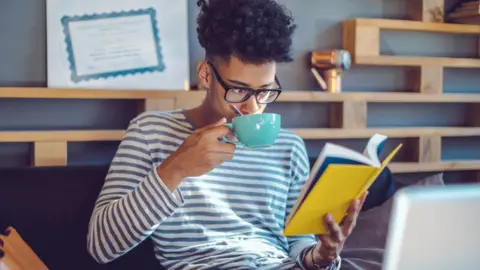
[86,119,184,264]
[285,136,341,270]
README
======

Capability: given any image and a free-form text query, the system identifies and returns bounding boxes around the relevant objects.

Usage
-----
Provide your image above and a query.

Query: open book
[283,134,402,236]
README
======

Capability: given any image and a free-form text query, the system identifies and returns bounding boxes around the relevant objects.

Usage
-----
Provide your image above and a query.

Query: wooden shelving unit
[339,16,480,177]
[342,18,480,63]
[4,87,480,102]
[1,86,480,173]
[1,15,480,173]
[2,127,480,143]
[342,18,480,95]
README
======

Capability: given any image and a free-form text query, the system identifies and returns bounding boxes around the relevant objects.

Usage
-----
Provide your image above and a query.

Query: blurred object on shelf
[432,6,445,23]
[406,0,444,23]
[448,0,480,25]
[310,50,351,93]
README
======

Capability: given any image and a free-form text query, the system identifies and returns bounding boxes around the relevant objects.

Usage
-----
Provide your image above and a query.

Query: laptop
[382,183,480,270]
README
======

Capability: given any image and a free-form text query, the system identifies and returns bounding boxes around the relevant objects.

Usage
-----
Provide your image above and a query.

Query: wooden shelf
[0,87,205,100]
[3,87,480,103]
[390,161,480,173]
[279,92,480,103]
[354,56,480,68]
[2,127,480,143]
[0,130,125,143]
[349,18,480,34]
[292,127,480,139]
[337,17,480,175]
[3,86,480,174]
[343,18,480,70]
[3,129,480,174]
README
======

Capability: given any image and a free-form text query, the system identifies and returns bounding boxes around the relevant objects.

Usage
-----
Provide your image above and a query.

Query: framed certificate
[47,0,189,90]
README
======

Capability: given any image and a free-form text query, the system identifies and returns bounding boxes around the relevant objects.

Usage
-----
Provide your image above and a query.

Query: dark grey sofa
[0,162,396,270]
[0,165,162,270]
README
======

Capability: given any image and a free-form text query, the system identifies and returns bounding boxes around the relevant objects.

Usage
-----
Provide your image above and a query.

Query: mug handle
[220,123,241,145]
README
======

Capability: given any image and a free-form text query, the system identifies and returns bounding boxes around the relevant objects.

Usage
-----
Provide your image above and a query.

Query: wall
[1,0,479,183]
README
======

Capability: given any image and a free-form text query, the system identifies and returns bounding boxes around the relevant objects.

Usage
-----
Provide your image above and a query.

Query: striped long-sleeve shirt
[87,110,339,269]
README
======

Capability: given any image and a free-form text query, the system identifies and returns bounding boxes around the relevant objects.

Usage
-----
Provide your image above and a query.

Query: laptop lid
[382,183,480,270]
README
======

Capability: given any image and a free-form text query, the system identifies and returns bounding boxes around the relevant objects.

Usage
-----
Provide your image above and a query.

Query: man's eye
[232,89,248,94]
[258,91,269,97]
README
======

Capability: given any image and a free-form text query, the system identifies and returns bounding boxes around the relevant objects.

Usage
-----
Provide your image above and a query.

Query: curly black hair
[196,0,297,64]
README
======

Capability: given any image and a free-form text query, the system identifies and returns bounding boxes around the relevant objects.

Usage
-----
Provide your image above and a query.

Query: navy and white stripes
[87,110,331,269]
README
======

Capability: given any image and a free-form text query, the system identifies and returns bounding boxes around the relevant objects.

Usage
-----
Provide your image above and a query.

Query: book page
[362,133,388,167]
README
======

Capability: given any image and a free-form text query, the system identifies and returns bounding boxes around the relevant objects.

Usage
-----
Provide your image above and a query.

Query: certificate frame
[47,0,189,91]
[61,8,165,83]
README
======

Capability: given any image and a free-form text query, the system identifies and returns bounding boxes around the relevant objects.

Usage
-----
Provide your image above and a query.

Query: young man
[87,0,367,269]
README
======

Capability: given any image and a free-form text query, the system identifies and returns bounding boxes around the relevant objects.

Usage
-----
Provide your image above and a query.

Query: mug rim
[232,112,281,122]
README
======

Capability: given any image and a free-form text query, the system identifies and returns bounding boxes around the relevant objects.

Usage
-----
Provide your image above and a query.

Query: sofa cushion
[0,165,162,270]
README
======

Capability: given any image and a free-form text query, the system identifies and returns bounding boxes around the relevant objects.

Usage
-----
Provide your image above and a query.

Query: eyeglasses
[206,61,282,104]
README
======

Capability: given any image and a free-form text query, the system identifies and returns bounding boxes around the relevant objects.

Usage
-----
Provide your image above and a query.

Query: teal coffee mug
[222,113,281,148]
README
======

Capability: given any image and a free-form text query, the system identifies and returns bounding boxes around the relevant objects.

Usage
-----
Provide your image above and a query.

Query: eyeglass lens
[225,89,280,104]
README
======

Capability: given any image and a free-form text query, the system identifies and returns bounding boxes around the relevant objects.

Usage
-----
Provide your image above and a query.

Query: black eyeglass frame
[206,61,283,104]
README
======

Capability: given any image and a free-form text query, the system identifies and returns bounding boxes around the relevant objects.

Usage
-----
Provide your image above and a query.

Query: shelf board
[390,161,480,173]
[355,55,480,68]
[292,127,480,139]
[278,92,480,103]
[2,127,480,143]
[3,129,480,174]
[2,87,480,103]
[343,18,480,70]
[0,130,125,143]
[350,18,480,34]
[0,87,205,100]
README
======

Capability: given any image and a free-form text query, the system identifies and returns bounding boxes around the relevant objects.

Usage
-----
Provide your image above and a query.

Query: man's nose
[240,95,260,115]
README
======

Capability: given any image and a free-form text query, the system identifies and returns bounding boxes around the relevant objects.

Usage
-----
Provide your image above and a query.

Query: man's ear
[197,61,211,90]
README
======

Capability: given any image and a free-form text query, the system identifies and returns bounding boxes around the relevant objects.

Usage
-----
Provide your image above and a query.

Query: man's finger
[324,214,343,243]
[214,141,236,154]
[317,237,339,261]
[318,235,336,250]
[340,199,360,235]
[358,191,369,209]
[200,124,234,140]
[223,132,238,142]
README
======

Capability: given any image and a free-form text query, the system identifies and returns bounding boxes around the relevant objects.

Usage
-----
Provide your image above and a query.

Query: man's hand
[157,117,236,191]
[308,192,368,268]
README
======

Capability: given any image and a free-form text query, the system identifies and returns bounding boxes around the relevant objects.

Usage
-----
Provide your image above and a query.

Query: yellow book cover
[283,134,402,236]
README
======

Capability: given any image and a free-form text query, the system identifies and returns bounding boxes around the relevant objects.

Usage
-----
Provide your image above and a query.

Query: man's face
[202,56,279,122]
